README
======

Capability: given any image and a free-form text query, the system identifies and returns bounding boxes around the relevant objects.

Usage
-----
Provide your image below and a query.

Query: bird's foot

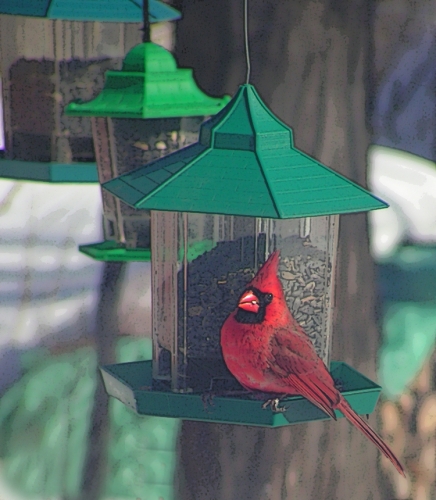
[262,397,288,413]
[202,387,252,413]
[333,378,345,392]
[202,391,215,413]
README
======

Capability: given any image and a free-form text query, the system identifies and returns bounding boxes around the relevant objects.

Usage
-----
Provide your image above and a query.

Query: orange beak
[238,290,260,313]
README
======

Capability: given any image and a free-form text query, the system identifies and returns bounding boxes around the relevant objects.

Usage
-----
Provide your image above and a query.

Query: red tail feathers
[336,397,405,477]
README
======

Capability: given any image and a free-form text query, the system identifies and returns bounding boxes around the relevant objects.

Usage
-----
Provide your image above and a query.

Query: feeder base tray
[79,241,151,261]
[100,359,382,427]
[377,245,436,302]
[0,159,98,183]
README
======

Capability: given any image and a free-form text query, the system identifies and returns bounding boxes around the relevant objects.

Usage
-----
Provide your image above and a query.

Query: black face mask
[234,286,273,324]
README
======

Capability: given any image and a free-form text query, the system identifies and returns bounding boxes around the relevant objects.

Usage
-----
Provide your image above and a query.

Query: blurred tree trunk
[79,262,127,500]
[173,1,400,498]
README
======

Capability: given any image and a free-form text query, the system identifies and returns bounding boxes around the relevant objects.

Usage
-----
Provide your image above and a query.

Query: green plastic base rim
[0,159,98,183]
[79,241,151,262]
[100,360,382,427]
[377,244,436,302]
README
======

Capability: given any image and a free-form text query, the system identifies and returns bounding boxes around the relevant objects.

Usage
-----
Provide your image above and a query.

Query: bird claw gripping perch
[201,391,216,413]
[202,378,251,413]
[333,378,345,392]
[262,397,288,413]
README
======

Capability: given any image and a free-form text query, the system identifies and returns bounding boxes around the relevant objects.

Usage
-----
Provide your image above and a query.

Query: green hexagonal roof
[65,43,230,119]
[103,84,388,218]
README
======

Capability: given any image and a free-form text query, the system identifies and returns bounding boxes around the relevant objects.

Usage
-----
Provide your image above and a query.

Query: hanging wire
[142,0,151,43]
[244,0,251,83]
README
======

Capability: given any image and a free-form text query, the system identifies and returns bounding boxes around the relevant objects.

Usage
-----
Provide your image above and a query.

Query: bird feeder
[65,42,230,261]
[0,0,180,183]
[100,84,388,426]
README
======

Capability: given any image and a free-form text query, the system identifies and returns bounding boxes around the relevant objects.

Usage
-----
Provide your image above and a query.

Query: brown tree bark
[173,1,398,498]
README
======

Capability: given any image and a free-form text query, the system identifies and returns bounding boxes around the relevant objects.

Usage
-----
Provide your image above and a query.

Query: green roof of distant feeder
[0,0,181,23]
[103,84,389,218]
[65,43,231,119]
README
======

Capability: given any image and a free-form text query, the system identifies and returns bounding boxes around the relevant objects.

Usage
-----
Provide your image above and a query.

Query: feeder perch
[66,42,230,261]
[0,0,180,183]
[101,84,388,426]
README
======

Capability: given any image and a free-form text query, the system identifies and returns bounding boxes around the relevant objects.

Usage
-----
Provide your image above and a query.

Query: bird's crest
[249,250,282,294]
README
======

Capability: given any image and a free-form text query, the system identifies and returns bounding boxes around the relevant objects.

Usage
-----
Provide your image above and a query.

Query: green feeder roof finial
[65,43,231,119]
[103,84,388,218]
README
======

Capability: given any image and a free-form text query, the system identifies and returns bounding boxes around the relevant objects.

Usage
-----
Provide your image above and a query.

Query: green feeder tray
[0,160,98,183]
[377,244,436,303]
[100,360,382,427]
[79,241,151,262]
[78,239,216,263]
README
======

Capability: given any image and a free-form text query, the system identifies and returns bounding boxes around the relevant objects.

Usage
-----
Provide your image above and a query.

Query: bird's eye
[265,293,273,304]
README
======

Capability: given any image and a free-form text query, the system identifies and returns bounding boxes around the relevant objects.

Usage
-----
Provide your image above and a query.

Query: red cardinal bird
[220,250,405,477]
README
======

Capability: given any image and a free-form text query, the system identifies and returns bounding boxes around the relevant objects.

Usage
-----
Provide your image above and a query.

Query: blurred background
[0,0,435,499]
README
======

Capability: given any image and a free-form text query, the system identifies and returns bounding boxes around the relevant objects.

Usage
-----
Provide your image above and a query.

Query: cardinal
[220,250,405,477]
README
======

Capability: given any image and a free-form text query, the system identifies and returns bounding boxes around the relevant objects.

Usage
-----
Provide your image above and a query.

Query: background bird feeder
[0,0,180,182]
[100,84,389,426]
[65,41,230,261]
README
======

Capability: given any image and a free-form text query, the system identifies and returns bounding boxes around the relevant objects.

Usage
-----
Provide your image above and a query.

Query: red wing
[268,328,340,420]
[269,327,320,373]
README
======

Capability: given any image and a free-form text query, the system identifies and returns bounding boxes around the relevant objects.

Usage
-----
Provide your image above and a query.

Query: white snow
[368,145,436,259]
[0,180,104,348]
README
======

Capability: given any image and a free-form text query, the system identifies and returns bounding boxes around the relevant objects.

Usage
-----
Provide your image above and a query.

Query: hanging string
[244,0,251,83]
[142,0,151,43]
